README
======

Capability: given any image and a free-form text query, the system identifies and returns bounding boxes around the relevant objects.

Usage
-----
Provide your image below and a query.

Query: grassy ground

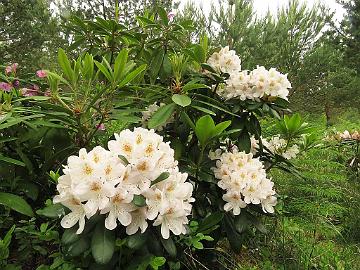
[231,112,360,270]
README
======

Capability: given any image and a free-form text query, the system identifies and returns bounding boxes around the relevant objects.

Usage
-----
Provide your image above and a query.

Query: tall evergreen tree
[336,0,360,73]
[53,0,176,22]
[0,0,62,71]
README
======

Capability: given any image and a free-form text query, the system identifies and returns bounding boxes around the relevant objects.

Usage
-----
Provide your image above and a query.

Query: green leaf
[118,155,130,165]
[36,203,65,218]
[180,111,195,130]
[192,241,204,249]
[182,82,209,93]
[66,237,90,257]
[195,115,215,146]
[234,213,250,234]
[211,120,231,138]
[151,172,170,186]
[148,103,176,129]
[114,49,129,83]
[91,224,115,265]
[126,232,148,250]
[58,48,75,84]
[198,212,224,233]
[191,105,216,116]
[149,256,166,270]
[118,64,147,88]
[0,155,25,167]
[132,195,146,207]
[62,227,80,245]
[149,49,165,83]
[193,45,206,63]
[238,131,251,153]
[95,60,113,82]
[224,215,243,252]
[160,237,177,258]
[172,94,191,107]
[157,7,169,25]
[0,192,34,216]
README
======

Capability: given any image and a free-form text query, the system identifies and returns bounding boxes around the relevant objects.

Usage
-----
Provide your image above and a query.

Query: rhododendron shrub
[54,128,194,239]
[16,7,314,269]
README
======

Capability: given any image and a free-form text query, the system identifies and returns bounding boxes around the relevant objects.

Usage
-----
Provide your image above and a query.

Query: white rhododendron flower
[54,127,194,239]
[141,102,174,131]
[206,47,291,101]
[219,66,291,101]
[207,46,241,74]
[262,136,300,160]
[211,149,277,215]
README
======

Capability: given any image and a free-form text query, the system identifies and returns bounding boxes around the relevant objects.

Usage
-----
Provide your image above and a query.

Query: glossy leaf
[172,94,191,107]
[148,103,176,129]
[0,192,34,217]
[91,224,115,264]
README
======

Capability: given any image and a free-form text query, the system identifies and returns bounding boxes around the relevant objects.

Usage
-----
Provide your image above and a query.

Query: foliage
[0,0,62,72]
[0,1,359,270]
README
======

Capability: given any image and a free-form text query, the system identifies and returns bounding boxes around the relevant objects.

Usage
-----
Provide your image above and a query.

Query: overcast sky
[178,0,346,23]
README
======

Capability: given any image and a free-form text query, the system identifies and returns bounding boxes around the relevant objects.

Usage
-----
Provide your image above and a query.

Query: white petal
[161,223,170,239]
[118,211,132,226]
[76,215,86,234]
[84,200,98,218]
[105,211,117,230]
[61,211,80,229]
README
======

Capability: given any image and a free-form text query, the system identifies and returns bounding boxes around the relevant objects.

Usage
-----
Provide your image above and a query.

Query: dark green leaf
[91,224,115,264]
[151,172,170,186]
[198,212,224,233]
[0,155,25,167]
[126,232,148,250]
[238,131,251,153]
[118,155,130,165]
[66,238,90,257]
[160,237,177,258]
[36,203,65,218]
[148,103,176,129]
[62,227,80,245]
[0,192,34,216]
[182,82,209,93]
[132,195,146,207]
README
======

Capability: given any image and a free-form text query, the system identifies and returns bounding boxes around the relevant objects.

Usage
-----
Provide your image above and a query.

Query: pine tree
[0,0,62,71]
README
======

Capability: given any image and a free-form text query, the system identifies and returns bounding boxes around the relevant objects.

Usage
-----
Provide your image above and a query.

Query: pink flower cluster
[5,63,18,75]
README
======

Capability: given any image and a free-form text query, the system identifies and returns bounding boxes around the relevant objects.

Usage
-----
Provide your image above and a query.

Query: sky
[178,0,346,23]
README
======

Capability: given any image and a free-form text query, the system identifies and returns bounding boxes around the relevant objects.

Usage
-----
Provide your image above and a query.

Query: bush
[0,7,316,270]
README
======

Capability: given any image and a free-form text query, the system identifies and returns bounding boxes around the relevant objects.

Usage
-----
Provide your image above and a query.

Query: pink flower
[0,82,12,92]
[21,88,38,97]
[31,84,40,91]
[44,90,51,97]
[36,70,47,78]
[96,123,106,131]
[5,63,18,75]
[167,12,175,21]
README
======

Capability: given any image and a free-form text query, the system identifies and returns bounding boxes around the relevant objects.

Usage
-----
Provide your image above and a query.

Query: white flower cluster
[54,128,194,239]
[207,47,291,100]
[335,130,360,141]
[262,136,300,160]
[250,135,299,160]
[207,46,241,74]
[141,102,174,131]
[211,149,277,215]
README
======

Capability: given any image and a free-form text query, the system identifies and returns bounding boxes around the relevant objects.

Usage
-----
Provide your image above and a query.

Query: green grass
[231,112,360,270]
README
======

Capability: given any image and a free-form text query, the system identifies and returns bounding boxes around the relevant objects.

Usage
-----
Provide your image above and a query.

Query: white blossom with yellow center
[211,149,277,215]
[54,128,194,239]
